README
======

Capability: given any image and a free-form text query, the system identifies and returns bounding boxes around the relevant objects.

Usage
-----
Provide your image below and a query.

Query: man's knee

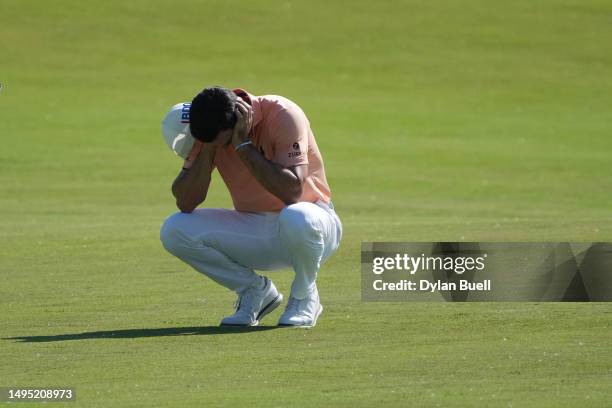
[279,203,322,243]
[160,212,188,255]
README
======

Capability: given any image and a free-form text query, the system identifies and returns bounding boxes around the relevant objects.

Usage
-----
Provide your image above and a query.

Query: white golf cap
[162,102,195,159]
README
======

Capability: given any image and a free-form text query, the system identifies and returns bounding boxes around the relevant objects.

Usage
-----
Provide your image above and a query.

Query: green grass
[1,0,611,406]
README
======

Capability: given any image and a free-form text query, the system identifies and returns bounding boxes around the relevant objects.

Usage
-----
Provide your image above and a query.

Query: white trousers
[160,201,342,299]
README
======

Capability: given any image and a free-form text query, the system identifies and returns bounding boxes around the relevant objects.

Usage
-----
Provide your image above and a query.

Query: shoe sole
[220,293,284,327]
[278,304,323,329]
[220,322,259,327]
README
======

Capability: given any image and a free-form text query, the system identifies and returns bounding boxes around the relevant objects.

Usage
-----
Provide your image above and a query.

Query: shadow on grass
[4,325,281,343]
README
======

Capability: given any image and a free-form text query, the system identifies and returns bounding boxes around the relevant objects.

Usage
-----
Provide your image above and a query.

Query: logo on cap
[180,103,191,124]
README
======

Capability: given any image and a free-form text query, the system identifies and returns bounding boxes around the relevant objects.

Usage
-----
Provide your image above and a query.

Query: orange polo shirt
[185,89,331,213]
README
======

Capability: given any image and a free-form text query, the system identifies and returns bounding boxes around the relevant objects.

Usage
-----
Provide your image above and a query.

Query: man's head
[189,86,237,145]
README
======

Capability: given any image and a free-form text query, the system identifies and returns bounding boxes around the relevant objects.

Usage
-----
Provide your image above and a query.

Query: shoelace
[234,289,256,314]
[285,297,301,313]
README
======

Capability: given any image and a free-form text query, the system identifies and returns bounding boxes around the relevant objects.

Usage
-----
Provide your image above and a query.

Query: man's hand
[231,97,253,147]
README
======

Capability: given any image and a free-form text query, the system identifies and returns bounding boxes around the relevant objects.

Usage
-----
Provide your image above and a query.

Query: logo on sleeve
[289,142,302,158]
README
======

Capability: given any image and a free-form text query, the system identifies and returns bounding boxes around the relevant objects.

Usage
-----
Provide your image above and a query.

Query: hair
[189,86,237,142]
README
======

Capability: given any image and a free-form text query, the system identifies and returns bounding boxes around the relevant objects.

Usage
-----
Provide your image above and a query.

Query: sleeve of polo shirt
[268,107,309,168]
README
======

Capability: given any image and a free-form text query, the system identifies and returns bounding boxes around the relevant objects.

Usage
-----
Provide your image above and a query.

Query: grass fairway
[1,0,611,406]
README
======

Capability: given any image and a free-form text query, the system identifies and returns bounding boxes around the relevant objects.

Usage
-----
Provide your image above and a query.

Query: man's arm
[232,98,306,205]
[171,144,217,213]
[237,145,306,205]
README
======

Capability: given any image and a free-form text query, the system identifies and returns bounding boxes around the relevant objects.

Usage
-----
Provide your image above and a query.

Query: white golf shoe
[278,286,323,328]
[220,277,283,326]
